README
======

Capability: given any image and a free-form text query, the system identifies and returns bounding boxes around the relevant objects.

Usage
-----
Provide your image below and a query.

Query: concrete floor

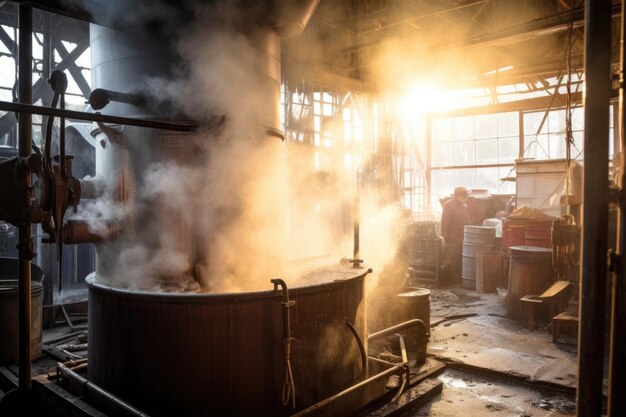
[405,285,578,416]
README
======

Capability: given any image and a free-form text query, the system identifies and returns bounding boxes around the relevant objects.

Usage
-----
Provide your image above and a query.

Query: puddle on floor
[405,368,575,417]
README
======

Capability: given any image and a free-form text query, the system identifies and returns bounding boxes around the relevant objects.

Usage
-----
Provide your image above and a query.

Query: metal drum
[0,258,45,364]
[462,226,496,290]
[87,267,368,417]
[394,287,431,329]
[506,246,554,319]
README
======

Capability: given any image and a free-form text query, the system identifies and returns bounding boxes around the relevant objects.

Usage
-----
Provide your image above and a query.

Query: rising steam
[83,1,405,293]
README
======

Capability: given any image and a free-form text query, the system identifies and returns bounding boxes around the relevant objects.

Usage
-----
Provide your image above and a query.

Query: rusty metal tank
[87,266,368,417]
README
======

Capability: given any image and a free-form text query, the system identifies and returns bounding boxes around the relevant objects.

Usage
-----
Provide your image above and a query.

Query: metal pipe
[289,363,406,417]
[89,88,146,111]
[609,0,626,413]
[352,171,362,268]
[62,219,117,244]
[56,362,148,417]
[0,100,198,131]
[345,321,368,378]
[577,1,612,416]
[368,319,429,342]
[271,278,296,408]
[368,356,402,368]
[17,3,33,392]
[353,193,360,267]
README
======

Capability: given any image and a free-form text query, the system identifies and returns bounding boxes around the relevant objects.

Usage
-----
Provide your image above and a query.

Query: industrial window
[522,107,585,160]
[430,112,519,204]
[0,21,91,150]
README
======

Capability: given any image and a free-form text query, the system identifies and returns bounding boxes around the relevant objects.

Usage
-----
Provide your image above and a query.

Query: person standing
[441,187,470,283]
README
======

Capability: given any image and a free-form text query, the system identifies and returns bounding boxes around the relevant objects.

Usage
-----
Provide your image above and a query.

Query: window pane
[499,136,519,163]
[454,117,474,141]
[548,109,565,133]
[498,112,519,137]
[452,141,475,165]
[549,133,566,159]
[571,107,584,131]
[524,134,550,159]
[475,114,497,139]
[524,112,548,136]
[571,131,583,159]
[476,138,498,164]
[433,119,453,141]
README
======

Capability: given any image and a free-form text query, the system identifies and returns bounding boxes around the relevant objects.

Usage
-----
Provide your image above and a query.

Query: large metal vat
[87,266,368,417]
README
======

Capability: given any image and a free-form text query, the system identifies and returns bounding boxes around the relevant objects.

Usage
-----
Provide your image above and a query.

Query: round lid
[509,246,552,253]
[397,287,430,298]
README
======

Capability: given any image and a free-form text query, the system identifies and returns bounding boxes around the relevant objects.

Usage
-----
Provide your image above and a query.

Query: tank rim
[86,266,369,303]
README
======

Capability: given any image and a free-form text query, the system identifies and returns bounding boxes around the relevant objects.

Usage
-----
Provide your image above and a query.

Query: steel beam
[17,3,33,392]
[608,0,626,414]
[577,1,612,416]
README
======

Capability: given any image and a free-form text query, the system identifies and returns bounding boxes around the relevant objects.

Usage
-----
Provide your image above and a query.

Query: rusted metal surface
[87,267,368,417]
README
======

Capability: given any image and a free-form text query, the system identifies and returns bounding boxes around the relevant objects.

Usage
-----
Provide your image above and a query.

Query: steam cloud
[86,1,405,293]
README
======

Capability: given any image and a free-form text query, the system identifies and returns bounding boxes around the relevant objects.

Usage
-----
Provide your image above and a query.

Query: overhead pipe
[577,1,612,416]
[609,0,626,414]
[17,3,33,392]
[0,100,198,131]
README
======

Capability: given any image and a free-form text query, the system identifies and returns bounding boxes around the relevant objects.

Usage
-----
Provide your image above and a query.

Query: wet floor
[407,368,575,417]
[402,285,578,416]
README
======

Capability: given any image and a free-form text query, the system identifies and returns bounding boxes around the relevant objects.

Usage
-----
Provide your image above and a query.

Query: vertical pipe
[352,171,360,267]
[425,115,432,213]
[578,1,611,416]
[609,1,626,414]
[17,4,33,392]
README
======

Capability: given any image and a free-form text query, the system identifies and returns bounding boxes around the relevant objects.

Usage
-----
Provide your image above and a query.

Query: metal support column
[609,0,626,414]
[17,3,33,392]
[577,1,612,416]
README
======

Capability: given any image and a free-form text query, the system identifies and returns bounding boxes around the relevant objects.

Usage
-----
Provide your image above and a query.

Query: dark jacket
[441,198,470,244]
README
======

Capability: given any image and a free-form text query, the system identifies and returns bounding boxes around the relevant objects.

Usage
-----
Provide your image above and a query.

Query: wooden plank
[539,280,571,300]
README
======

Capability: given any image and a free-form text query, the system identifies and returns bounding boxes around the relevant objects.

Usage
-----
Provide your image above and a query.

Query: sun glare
[400,83,446,116]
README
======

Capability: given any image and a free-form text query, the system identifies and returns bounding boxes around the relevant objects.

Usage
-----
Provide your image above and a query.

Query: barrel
[393,287,430,363]
[394,287,431,329]
[506,246,554,319]
[462,226,496,290]
[0,280,44,364]
[0,258,45,364]
[476,251,504,293]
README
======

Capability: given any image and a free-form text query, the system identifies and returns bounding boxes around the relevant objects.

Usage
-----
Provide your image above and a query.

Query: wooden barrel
[462,226,496,289]
[506,246,554,319]
[476,251,504,293]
